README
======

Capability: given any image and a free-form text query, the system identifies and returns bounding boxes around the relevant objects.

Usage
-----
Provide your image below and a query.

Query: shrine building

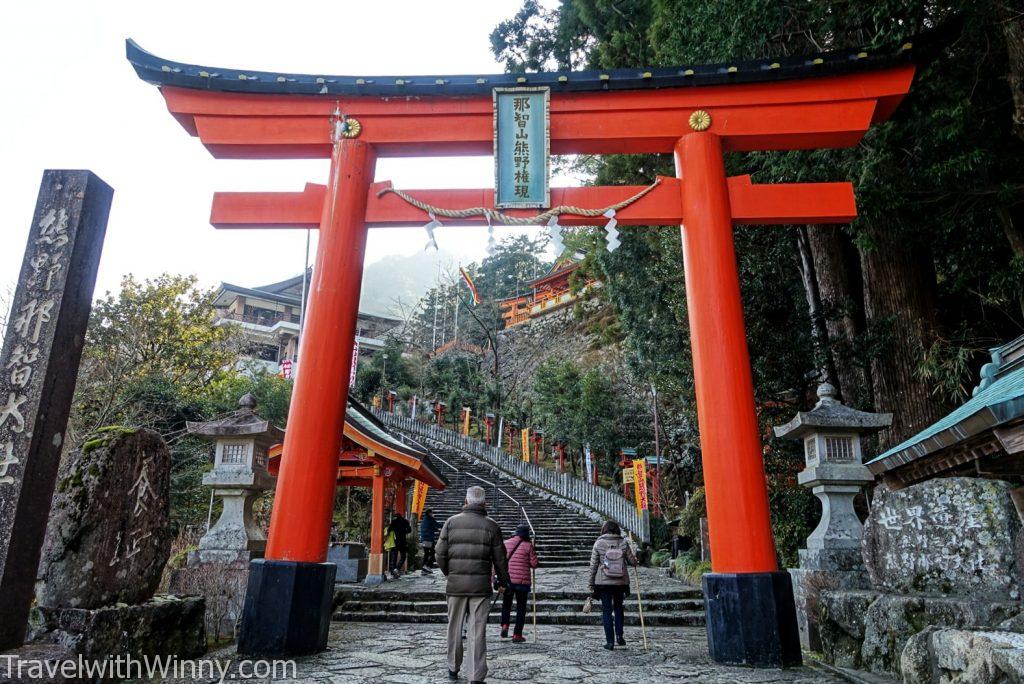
[213,270,400,375]
[498,253,598,327]
[268,396,447,583]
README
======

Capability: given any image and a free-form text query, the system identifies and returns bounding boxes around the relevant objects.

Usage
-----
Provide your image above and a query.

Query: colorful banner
[459,266,481,305]
[411,481,429,516]
[521,428,531,462]
[349,340,360,385]
[462,407,471,436]
[632,458,649,515]
[584,443,593,484]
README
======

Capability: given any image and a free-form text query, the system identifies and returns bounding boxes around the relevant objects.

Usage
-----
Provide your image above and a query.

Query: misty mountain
[359,249,458,317]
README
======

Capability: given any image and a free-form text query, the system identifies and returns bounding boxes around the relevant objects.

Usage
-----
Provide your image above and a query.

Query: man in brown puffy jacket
[436,485,510,683]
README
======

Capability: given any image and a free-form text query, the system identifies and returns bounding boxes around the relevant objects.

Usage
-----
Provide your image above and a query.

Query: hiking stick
[632,564,649,652]
[531,568,538,642]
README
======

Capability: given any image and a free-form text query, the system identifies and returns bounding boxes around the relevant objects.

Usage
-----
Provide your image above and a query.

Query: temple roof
[127,34,929,98]
[344,397,448,489]
[868,336,1024,474]
[529,255,582,288]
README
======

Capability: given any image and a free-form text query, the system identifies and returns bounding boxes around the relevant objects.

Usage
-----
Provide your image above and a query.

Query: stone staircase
[422,444,600,568]
[334,422,705,628]
[334,581,705,627]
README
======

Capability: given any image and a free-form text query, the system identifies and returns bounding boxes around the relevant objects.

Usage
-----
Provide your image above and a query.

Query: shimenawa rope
[376,178,661,226]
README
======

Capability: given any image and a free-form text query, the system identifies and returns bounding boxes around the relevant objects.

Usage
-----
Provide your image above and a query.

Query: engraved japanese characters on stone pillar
[0,170,112,650]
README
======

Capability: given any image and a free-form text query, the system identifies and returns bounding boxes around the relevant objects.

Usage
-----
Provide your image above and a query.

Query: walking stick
[632,564,649,652]
[531,568,538,642]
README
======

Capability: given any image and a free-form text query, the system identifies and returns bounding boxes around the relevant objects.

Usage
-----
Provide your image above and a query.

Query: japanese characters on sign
[411,481,429,517]
[632,459,649,515]
[494,87,550,209]
[0,208,70,487]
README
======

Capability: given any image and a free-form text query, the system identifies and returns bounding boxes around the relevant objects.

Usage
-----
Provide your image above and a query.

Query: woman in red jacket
[500,523,538,642]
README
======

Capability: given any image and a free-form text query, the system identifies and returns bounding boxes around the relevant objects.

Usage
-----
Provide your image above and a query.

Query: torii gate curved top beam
[128,38,919,158]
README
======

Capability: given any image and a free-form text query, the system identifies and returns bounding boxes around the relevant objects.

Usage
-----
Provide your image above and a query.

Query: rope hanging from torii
[376,178,662,252]
[376,178,661,226]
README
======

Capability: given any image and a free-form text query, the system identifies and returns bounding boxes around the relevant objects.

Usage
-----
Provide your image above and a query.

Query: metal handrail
[409,431,523,517]
[520,506,536,547]
[374,408,650,543]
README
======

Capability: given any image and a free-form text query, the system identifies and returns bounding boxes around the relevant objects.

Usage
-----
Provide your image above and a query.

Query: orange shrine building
[498,254,598,327]
[269,398,447,583]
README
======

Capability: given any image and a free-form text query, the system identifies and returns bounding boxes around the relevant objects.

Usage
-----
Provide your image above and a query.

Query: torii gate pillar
[676,132,800,667]
[237,137,376,657]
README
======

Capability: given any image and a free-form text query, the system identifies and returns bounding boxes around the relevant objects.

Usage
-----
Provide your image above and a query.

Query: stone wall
[817,477,1024,678]
[492,297,606,394]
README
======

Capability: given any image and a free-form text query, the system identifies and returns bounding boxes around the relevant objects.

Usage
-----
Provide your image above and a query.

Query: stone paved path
[347,564,682,595]
[206,621,839,683]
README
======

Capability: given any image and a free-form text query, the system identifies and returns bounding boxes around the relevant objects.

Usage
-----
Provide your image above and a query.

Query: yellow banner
[412,481,430,516]
[462,408,471,436]
[521,428,531,462]
[632,459,648,515]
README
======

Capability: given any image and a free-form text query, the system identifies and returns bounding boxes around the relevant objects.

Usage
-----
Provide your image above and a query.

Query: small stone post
[773,383,891,651]
[0,171,112,650]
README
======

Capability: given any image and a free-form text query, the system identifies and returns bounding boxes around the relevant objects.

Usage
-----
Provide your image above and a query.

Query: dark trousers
[500,585,530,635]
[421,544,435,568]
[388,544,407,573]
[599,589,625,644]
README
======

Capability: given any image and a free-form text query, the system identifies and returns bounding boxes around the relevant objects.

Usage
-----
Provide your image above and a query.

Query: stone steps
[332,609,705,627]
[340,598,705,614]
[362,426,708,627]
[337,588,702,602]
[416,439,602,569]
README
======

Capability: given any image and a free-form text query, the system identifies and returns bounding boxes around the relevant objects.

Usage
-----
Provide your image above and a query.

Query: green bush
[649,515,671,550]
[678,488,705,542]
[650,550,671,568]
[672,553,711,586]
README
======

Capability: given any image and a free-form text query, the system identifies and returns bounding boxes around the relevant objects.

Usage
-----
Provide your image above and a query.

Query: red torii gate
[129,39,916,666]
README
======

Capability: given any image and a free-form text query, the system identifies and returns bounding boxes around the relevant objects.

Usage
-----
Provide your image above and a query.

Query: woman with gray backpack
[587,520,639,650]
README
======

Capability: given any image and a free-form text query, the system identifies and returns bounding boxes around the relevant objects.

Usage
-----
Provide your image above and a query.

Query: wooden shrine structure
[498,254,595,327]
[268,397,446,583]
[129,33,924,665]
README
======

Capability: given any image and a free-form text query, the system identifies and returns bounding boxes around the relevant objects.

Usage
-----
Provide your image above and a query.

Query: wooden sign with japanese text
[0,170,112,649]
[411,481,429,517]
[632,458,649,515]
[493,87,550,209]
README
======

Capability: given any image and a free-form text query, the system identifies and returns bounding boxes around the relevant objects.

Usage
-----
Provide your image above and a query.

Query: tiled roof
[125,30,942,98]
[868,340,1024,471]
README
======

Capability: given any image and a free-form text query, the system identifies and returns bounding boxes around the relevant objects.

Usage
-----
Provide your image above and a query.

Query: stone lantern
[773,382,891,650]
[186,394,283,563]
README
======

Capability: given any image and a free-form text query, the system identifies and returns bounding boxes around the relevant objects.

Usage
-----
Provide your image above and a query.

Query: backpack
[602,545,627,579]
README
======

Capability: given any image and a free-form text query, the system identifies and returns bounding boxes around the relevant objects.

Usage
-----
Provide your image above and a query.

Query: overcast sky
[0,0,562,301]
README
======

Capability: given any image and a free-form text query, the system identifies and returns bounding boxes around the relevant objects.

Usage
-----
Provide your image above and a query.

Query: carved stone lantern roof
[773,383,892,440]
[186,393,286,453]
